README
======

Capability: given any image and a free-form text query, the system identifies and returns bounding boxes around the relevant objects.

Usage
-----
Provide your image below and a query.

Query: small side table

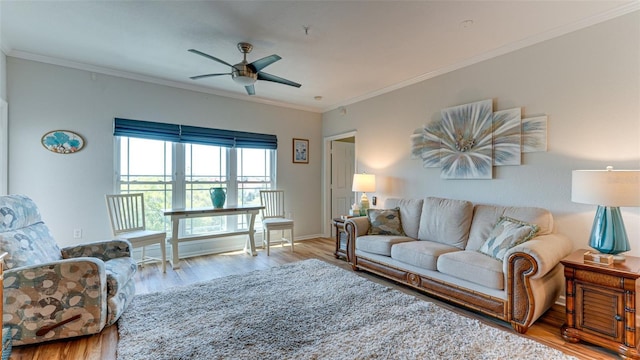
[332,217,348,259]
[561,249,640,359]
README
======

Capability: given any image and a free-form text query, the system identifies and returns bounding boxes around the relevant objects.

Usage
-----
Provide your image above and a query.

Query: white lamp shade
[352,174,376,193]
[572,169,640,207]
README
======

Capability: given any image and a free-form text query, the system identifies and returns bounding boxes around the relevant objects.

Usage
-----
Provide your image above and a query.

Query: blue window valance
[113,118,277,149]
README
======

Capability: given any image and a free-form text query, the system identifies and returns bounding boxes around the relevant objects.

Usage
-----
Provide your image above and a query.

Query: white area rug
[117,259,575,360]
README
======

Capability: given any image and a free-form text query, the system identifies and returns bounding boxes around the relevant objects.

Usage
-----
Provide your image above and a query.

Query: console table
[163,206,263,269]
[561,249,640,359]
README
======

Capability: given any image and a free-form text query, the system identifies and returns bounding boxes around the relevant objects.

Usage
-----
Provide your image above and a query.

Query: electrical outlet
[73,228,82,239]
[372,196,377,206]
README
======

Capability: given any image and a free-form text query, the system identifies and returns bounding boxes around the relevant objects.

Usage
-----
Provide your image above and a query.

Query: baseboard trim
[131,233,323,260]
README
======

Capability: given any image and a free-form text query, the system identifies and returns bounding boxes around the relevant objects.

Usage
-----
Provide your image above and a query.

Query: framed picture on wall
[41,130,85,154]
[293,138,309,164]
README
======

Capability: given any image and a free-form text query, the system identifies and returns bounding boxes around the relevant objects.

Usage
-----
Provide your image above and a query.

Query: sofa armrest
[503,233,573,280]
[504,233,572,333]
[344,217,370,265]
[4,258,107,345]
[345,217,370,237]
[61,239,133,262]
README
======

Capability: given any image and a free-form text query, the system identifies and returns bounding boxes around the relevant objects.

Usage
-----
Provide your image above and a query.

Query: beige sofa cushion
[417,197,473,249]
[356,235,415,256]
[466,205,554,251]
[384,198,423,239]
[437,251,504,290]
[391,241,460,270]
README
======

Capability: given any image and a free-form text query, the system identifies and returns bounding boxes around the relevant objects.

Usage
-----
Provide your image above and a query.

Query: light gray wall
[0,51,6,100]
[323,12,640,255]
[1,52,6,196]
[0,0,5,101]
[7,58,323,247]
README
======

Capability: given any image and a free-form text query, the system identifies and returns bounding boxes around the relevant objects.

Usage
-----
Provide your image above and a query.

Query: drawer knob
[615,315,623,321]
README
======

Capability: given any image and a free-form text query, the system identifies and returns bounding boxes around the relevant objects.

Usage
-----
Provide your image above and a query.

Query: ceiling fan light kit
[189,42,301,95]
[231,66,257,85]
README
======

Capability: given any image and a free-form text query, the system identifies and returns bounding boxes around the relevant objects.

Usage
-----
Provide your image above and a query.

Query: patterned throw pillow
[478,216,539,261]
[367,207,406,236]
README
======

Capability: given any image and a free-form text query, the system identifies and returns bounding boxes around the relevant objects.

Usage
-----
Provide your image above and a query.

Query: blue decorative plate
[41,130,85,154]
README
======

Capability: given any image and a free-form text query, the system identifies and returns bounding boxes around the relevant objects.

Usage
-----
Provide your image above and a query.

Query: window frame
[114,136,276,236]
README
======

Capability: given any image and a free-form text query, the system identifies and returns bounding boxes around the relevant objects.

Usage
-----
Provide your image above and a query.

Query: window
[114,119,276,238]
[118,137,172,232]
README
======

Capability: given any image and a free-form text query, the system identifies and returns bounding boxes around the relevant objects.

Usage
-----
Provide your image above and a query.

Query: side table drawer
[575,269,628,289]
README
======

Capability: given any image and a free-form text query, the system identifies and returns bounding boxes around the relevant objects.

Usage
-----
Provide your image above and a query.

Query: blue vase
[210,188,226,208]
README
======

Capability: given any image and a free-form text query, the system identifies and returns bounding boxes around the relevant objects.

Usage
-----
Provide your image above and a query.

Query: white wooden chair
[105,193,167,273]
[259,190,294,256]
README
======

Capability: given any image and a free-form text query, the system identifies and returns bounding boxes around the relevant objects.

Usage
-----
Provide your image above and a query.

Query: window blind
[114,118,277,149]
[112,118,181,142]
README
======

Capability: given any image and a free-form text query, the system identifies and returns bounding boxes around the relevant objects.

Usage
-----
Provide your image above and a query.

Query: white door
[331,140,355,231]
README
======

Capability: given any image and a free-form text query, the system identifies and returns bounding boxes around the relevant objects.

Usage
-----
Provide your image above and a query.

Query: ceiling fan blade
[257,72,301,88]
[249,55,281,72]
[189,73,231,80]
[245,85,256,95]
[188,49,234,68]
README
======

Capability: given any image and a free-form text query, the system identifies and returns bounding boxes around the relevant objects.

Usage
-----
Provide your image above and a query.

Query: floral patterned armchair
[0,194,137,346]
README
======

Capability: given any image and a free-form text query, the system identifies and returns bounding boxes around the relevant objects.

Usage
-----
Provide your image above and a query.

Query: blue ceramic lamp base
[589,206,630,262]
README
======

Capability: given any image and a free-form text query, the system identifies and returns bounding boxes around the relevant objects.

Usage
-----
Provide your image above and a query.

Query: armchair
[0,194,137,346]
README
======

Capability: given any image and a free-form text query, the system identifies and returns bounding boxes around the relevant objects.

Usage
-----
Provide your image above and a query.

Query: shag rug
[117,259,576,360]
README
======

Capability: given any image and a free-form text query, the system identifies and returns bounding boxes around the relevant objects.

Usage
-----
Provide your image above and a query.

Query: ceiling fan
[188,42,302,95]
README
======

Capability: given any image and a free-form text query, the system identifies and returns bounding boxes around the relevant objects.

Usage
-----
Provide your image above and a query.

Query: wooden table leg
[244,211,258,256]
[170,217,181,269]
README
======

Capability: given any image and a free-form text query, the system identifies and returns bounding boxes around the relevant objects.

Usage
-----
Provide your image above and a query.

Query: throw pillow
[367,207,406,236]
[478,216,539,261]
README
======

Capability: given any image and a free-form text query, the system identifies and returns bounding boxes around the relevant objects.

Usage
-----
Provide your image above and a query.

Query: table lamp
[352,173,376,215]
[572,166,640,261]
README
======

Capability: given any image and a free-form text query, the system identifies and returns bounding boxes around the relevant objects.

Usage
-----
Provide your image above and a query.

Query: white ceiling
[1,1,638,113]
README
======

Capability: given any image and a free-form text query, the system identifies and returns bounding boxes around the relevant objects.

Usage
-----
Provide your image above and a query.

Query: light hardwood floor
[10,238,618,360]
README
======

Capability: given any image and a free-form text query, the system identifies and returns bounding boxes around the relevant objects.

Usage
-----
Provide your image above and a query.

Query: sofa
[0,194,137,345]
[344,196,573,334]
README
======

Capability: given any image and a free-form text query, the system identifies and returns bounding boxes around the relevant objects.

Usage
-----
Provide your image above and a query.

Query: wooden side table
[561,249,640,359]
[332,217,348,259]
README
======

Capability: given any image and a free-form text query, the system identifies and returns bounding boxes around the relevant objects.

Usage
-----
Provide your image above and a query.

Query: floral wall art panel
[522,115,548,152]
[492,108,522,166]
[411,99,548,179]
[410,121,443,168]
[439,99,494,179]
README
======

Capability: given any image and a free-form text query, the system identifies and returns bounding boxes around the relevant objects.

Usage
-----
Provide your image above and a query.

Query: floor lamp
[572,167,640,262]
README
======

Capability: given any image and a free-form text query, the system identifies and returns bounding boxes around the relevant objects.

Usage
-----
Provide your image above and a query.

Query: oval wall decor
[41,130,85,154]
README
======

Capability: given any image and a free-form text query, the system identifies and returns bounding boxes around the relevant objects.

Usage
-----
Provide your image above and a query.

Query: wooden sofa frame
[345,221,540,334]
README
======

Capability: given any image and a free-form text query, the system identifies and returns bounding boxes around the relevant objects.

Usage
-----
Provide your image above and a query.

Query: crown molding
[6,50,323,114]
[323,2,640,113]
